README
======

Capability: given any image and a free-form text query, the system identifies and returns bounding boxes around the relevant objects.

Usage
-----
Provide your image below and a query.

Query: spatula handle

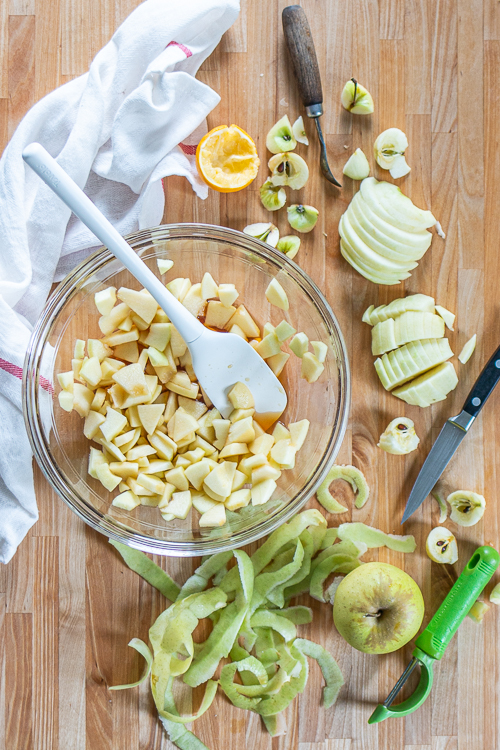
[282,5,323,113]
[415,545,499,660]
[22,143,204,343]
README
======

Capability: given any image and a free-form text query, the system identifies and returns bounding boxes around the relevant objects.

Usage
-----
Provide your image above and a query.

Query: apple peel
[109,538,181,601]
[337,522,417,553]
[317,465,370,513]
[109,638,153,690]
[432,491,448,523]
[294,639,344,708]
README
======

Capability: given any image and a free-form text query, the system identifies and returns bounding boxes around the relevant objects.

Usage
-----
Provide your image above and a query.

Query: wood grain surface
[1,0,499,748]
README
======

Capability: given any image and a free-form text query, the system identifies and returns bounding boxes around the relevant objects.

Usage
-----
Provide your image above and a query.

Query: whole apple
[333,562,424,654]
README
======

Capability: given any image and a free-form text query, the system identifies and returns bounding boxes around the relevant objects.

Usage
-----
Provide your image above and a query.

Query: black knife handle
[463,342,500,418]
[282,6,323,109]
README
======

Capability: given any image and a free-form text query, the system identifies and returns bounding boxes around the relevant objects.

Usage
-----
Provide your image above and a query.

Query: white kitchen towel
[0,0,240,564]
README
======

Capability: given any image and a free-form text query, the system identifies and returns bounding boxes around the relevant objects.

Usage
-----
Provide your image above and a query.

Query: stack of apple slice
[363,294,458,407]
[339,178,436,285]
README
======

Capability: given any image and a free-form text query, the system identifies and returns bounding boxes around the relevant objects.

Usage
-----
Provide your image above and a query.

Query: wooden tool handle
[282,5,323,110]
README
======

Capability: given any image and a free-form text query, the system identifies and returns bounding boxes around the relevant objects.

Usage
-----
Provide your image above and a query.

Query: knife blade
[401,342,500,523]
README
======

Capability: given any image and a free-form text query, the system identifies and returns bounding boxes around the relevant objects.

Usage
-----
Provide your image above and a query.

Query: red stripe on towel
[0,358,53,393]
[167,40,193,58]
[179,143,197,155]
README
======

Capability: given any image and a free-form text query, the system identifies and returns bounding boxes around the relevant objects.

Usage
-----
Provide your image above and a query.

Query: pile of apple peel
[56,266,331,528]
[339,177,437,285]
[108,511,415,750]
[363,293,459,407]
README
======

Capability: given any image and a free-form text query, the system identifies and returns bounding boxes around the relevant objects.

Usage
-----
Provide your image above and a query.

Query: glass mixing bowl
[24,224,350,556]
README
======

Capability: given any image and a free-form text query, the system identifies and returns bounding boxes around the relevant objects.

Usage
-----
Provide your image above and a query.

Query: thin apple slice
[340,214,417,276]
[347,200,420,263]
[468,601,489,623]
[458,334,477,364]
[360,177,436,232]
[362,293,436,326]
[392,361,458,407]
[371,318,397,356]
[340,239,409,285]
[351,192,431,257]
[435,304,455,331]
[394,311,445,347]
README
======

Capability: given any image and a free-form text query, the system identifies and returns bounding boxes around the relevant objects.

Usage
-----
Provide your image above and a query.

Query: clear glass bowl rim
[23,223,350,556]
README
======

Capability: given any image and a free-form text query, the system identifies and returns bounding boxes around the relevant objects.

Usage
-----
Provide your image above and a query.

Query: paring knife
[401,342,500,523]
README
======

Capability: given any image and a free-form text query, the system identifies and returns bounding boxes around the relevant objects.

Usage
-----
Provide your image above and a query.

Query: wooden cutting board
[1,1,499,748]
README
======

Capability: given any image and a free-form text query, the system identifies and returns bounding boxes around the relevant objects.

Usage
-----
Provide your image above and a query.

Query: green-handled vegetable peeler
[368,545,500,724]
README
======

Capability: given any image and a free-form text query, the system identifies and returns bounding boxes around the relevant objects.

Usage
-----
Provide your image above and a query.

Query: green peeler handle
[416,545,500,660]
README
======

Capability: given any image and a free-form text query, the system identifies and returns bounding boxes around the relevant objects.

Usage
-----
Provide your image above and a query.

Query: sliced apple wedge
[375,338,453,390]
[394,311,445,347]
[340,214,417,276]
[362,293,436,325]
[340,239,409,285]
[364,178,436,232]
[351,192,432,257]
[392,361,458,407]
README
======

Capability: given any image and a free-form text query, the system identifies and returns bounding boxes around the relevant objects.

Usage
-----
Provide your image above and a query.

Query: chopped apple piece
[249,433,275,456]
[144,323,172,351]
[169,326,187,359]
[228,382,255,410]
[84,410,106,439]
[168,408,199,443]
[137,404,164,435]
[176,397,207,420]
[301,352,325,383]
[201,272,219,300]
[94,287,117,316]
[229,324,247,339]
[229,408,254,423]
[95,463,122,491]
[231,469,247,491]
[227,416,255,444]
[435,304,455,331]
[182,283,206,317]
[117,288,157,325]
[112,490,141,511]
[252,464,281,483]
[265,278,289,311]
[271,439,296,469]
[157,258,174,274]
[274,320,296,342]
[468,601,489,624]
[263,353,287,381]
[113,341,140,363]
[57,371,74,392]
[80,357,102,388]
[458,334,477,364]
[164,490,192,519]
[88,448,108,479]
[204,461,236,500]
[205,300,237,329]
[192,492,218,514]
[199,504,227,528]
[239,453,268,476]
[225,489,251,510]
[219,443,248,458]
[227,305,260,338]
[72,383,94,417]
[167,277,191,301]
[112,363,149,397]
[219,283,239,307]
[288,419,310,450]
[251,479,277,506]
[87,339,113,362]
[290,333,309,358]
[98,303,130,336]
[158,483,176,509]
[102,328,140,348]
[91,388,106,410]
[109,462,139,479]
[256,332,281,359]
[184,459,213,491]
[126,445,157,461]
[148,431,177,461]
[58,391,74,412]
[310,341,327,363]
[213,418,231,450]
[164,467,189,492]
[74,339,85,359]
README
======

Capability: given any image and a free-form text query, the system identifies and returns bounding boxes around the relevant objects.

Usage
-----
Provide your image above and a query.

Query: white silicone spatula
[23,143,287,420]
